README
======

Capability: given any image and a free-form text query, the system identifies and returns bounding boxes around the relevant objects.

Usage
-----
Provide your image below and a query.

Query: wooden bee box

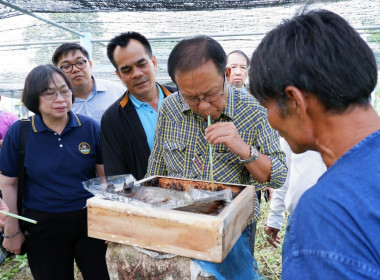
[87,176,254,263]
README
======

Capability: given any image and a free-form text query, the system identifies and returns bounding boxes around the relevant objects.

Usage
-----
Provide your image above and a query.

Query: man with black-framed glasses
[52,43,125,123]
[146,35,287,279]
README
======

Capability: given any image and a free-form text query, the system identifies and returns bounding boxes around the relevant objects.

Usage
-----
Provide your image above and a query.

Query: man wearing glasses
[146,35,287,278]
[52,43,125,123]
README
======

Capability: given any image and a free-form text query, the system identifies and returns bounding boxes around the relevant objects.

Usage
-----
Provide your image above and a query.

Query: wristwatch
[239,145,259,164]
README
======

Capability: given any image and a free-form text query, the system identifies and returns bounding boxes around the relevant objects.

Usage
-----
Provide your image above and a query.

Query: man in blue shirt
[249,10,380,279]
[101,32,175,180]
[52,43,125,123]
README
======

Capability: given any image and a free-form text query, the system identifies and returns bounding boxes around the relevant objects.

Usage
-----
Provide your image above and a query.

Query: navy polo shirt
[0,111,102,213]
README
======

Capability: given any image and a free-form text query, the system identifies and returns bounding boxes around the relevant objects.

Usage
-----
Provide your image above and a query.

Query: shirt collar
[92,76,107,93]
[129,83,164,108]
[88,76,101,101]
[179,91,191,113]
[73,76,99,102]
[129,92,144,108]
[222,85,235,119]
[31,111,81,133]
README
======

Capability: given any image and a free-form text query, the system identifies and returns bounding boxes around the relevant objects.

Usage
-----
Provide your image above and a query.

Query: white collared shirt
[266,139,327,229]
[72,77,125,123]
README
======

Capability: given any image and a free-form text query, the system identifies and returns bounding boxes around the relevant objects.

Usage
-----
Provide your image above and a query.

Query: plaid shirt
[146,86,287,221]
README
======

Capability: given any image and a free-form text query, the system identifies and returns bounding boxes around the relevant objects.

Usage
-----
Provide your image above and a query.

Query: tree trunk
[106,242,216,280]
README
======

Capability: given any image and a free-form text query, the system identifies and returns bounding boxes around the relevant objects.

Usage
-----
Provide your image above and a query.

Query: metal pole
[0,26,378,48]
[0,0,84,37]
[80,32,93,60]
[10,90,15,114]
[0,40,80,47]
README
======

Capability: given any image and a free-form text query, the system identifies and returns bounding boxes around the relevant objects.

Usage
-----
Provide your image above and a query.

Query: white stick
[208,115,215,190]
[0,210,37,224]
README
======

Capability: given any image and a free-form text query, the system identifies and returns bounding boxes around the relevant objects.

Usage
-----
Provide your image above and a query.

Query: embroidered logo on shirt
[78,142,91,154]
[192,157,205,171]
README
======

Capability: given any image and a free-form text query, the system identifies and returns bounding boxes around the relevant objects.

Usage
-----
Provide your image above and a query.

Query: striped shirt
[146,86,287,221]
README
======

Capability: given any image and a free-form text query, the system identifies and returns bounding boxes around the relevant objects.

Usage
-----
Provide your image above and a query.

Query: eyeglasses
[59,60,87,73]
[181,76,226,106]
[41,89,72,101]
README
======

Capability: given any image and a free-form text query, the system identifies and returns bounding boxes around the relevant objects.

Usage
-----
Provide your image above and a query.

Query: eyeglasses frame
[40,89,73,101]
[59,59,88,73]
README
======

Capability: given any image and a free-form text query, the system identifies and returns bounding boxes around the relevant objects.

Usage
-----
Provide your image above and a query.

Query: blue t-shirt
[195,227,261,280]
[0,111,102,213]
[129,83,164,150]
[283,130,380,279]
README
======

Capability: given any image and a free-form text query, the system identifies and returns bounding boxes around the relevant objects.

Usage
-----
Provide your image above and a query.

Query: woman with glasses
[0,65,109,280]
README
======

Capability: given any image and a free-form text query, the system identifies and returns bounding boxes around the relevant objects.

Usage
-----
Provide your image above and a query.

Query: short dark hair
[227,50,250,66]
[168,35,226,84]
[249,9,377,112]
[107,32,153,70]
[22,65,74,116]
[52,43,90,65]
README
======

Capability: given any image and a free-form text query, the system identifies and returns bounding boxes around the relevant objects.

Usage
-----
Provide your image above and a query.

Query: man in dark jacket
[101,32,175,180]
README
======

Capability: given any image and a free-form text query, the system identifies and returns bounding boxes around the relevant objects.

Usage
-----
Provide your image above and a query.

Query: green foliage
[0,253,31,280]
[367,32,380,43]
[0,254,83,280]
[255,200,286,280]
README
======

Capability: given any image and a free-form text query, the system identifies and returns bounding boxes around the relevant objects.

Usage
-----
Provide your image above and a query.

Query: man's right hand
[265,226,281,248]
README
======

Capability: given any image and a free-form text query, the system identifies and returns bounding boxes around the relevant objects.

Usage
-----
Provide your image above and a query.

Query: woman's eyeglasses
[41,89,72,101]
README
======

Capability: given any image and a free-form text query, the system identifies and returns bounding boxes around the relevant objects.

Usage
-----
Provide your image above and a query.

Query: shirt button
[54,133,57,135]
[58,138,61,141]
[59,144,63,148]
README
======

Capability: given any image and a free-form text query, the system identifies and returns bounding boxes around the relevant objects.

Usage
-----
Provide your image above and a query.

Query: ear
[225,67,231,82]
[151,56,158,71]
[115,70,122,81]
[284,86,308,115]
[89,60,93,69]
